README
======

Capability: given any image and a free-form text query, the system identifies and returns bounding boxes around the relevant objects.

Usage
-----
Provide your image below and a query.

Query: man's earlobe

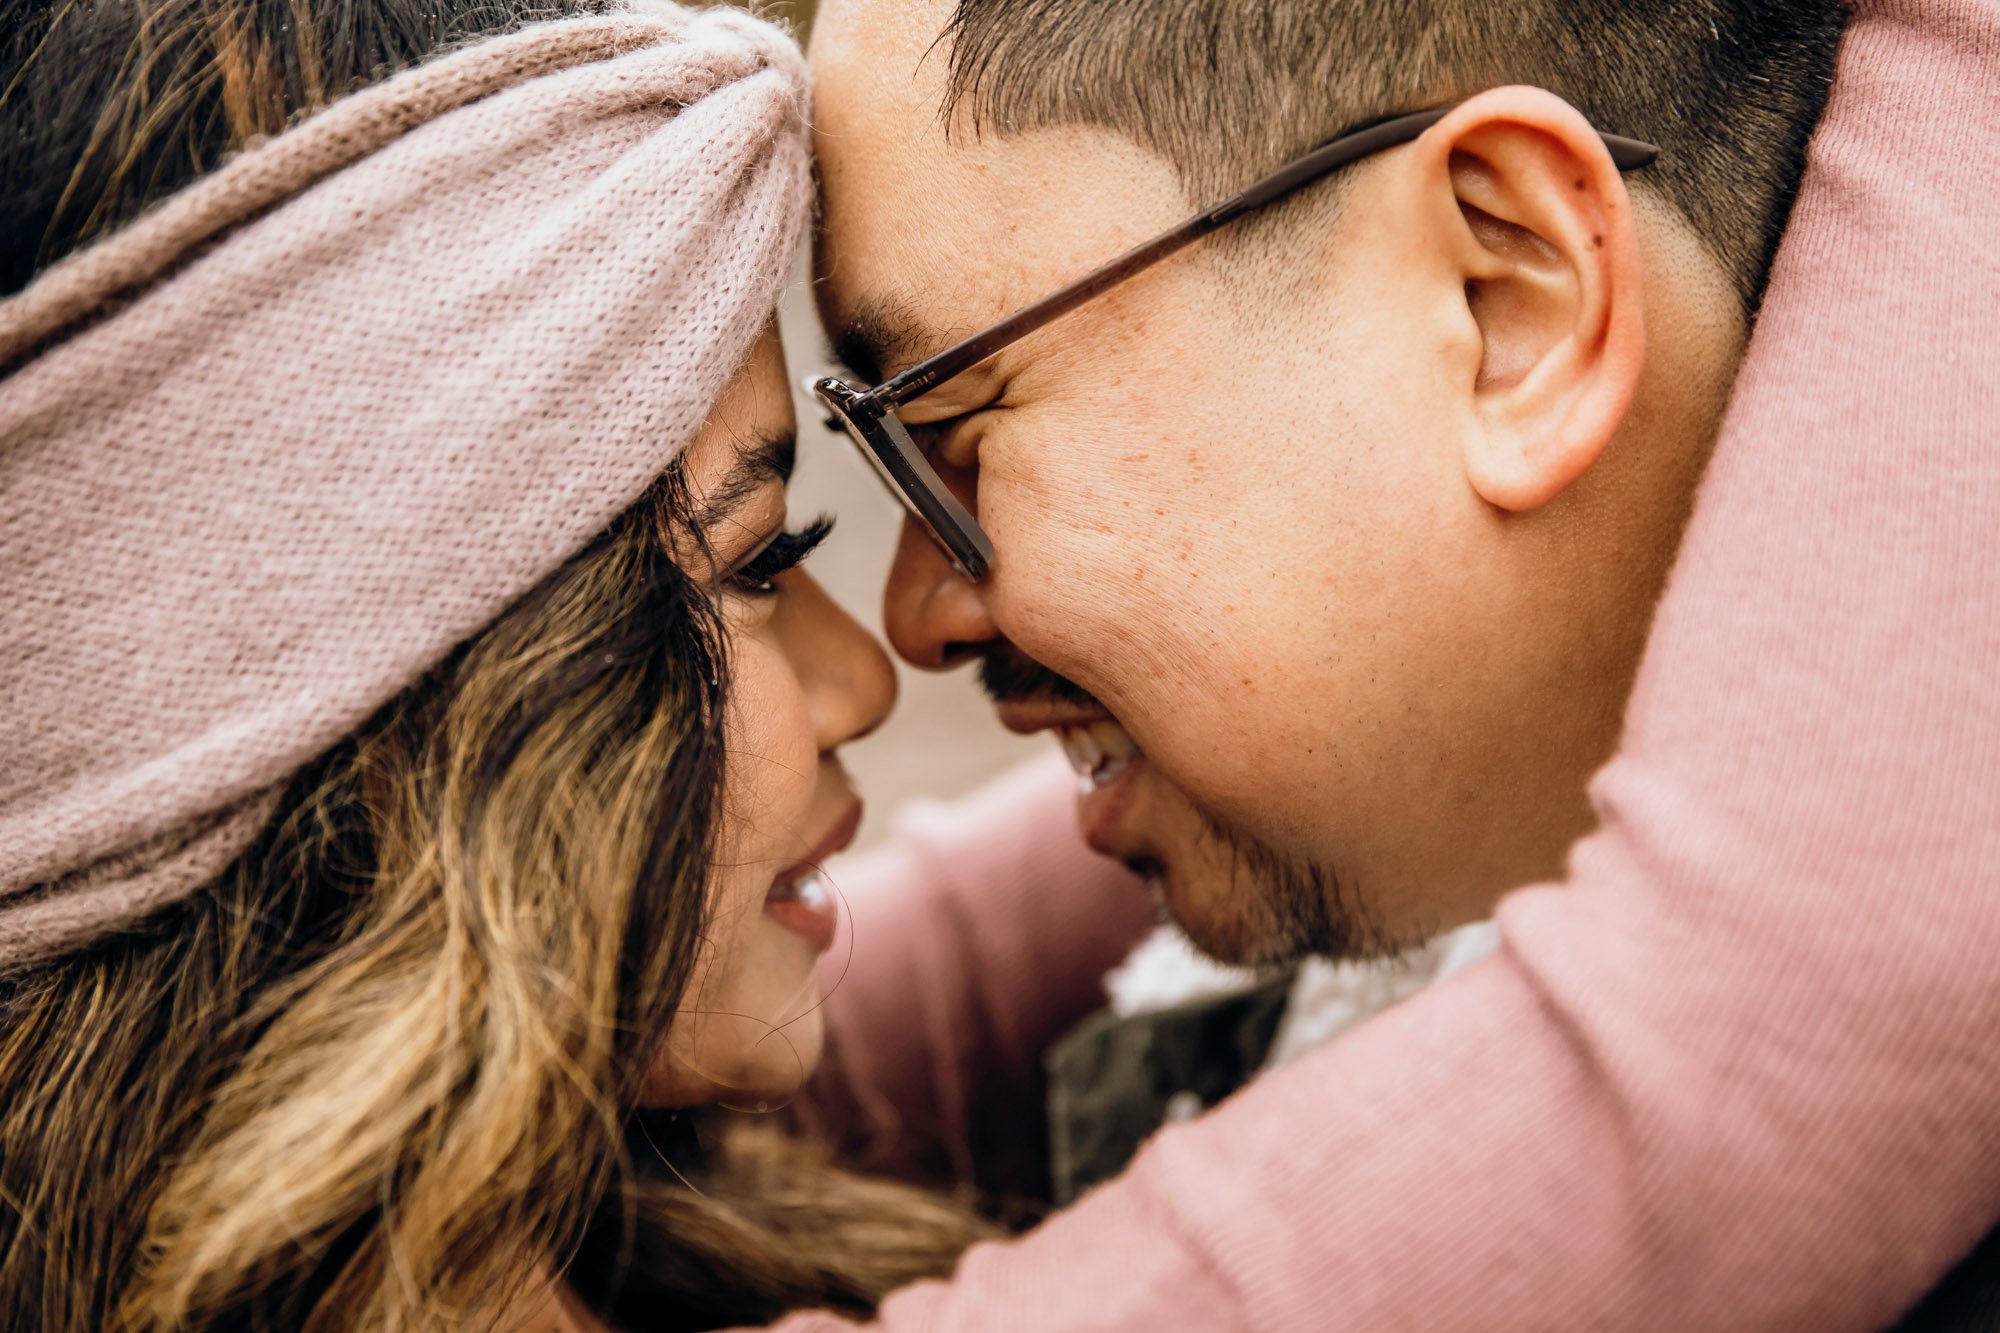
[1429,88,1647,512]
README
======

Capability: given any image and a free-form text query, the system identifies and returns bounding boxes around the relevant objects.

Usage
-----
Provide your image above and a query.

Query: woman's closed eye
[729,515,834,595]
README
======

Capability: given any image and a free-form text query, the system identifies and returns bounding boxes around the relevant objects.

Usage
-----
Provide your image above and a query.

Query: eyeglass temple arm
[872,108,1658,408]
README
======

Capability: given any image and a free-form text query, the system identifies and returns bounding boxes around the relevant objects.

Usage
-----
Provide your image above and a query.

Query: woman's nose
[774,569,898,751]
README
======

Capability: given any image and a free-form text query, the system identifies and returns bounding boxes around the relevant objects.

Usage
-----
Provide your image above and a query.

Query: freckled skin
[812,0,1746,951]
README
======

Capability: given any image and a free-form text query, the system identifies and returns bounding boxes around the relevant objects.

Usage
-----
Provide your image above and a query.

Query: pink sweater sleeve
[797,748,1154,1199]
[761,0,2000,1327]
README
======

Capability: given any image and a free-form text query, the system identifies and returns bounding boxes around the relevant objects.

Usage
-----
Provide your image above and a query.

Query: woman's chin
[722,1002,827,1111]
[638,1003,826,1110]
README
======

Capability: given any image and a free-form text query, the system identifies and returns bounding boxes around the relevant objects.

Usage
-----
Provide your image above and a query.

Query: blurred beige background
[776,257,1051,849]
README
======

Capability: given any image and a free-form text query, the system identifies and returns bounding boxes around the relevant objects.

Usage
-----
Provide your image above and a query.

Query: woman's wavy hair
[0,1,987,1328]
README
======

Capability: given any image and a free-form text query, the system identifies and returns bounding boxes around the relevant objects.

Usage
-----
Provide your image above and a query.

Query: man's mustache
[976,644,1102,710]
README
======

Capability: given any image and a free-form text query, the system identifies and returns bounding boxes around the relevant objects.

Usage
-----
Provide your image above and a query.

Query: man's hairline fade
[929,0,1846,317]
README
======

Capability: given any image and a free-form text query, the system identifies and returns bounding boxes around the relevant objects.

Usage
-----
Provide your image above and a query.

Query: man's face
[811,0,1740,963]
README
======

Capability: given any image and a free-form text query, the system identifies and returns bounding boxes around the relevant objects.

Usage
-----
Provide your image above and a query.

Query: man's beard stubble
[1190,808,1401,967]
[976,644,1401,967]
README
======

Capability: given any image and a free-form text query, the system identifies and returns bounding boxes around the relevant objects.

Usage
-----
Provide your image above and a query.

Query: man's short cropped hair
[939,0,1846,313]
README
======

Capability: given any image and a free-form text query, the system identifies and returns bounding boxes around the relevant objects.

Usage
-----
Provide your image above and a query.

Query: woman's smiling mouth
[764,797,862,952]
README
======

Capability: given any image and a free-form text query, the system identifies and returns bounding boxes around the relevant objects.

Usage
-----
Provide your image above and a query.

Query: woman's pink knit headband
[0,3,811,973]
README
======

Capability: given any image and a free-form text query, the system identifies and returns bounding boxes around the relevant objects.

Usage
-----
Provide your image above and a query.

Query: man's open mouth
[1056,720,1143,793]
[975,643,1145,796]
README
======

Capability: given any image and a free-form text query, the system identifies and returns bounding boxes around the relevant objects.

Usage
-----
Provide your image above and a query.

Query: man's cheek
[1000,570,1213,727]
[990,572,1135,687]
[982,478,1165,634]
[980,415,1263,701]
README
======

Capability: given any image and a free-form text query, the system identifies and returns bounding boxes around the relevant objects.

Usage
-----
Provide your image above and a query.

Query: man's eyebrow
[692,428,796,529]
[830,296,937,386]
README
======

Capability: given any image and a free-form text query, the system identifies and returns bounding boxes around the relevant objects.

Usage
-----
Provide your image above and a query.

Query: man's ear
[1408,87,1646,512]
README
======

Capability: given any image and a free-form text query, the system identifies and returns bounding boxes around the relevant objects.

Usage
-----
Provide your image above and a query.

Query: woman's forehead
[676,326,797,534]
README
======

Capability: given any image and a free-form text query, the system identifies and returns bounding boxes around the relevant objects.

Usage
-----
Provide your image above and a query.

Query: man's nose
[775,570,898,750]
[882,514,1000,669]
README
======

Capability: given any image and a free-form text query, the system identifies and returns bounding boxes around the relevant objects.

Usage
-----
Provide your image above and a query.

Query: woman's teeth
[768,870,829,910]
[1058,721,1142,793]
[765,869,838,951]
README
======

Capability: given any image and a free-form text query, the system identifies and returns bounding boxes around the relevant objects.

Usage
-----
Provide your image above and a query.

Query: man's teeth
[1057,721,1142,793]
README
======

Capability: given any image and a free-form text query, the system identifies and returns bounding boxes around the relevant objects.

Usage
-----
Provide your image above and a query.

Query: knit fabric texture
[0,3,810,973]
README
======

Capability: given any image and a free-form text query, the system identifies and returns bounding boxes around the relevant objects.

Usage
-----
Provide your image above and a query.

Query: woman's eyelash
[729,515,834,594]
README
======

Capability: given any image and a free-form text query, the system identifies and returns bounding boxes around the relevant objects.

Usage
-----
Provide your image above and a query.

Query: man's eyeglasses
[812,103,1658,582]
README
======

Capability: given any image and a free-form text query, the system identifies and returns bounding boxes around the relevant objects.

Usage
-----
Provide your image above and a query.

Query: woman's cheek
[717,630,817,845]
[634,630,823,1108]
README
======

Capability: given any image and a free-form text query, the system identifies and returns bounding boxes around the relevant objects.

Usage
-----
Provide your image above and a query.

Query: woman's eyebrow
[692,428,796,529]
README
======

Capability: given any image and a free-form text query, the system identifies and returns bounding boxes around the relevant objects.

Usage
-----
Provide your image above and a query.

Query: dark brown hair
[938,0,1846,312]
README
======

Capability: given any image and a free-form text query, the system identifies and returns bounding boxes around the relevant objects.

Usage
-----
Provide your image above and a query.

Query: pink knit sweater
[771,0,2000,1326]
